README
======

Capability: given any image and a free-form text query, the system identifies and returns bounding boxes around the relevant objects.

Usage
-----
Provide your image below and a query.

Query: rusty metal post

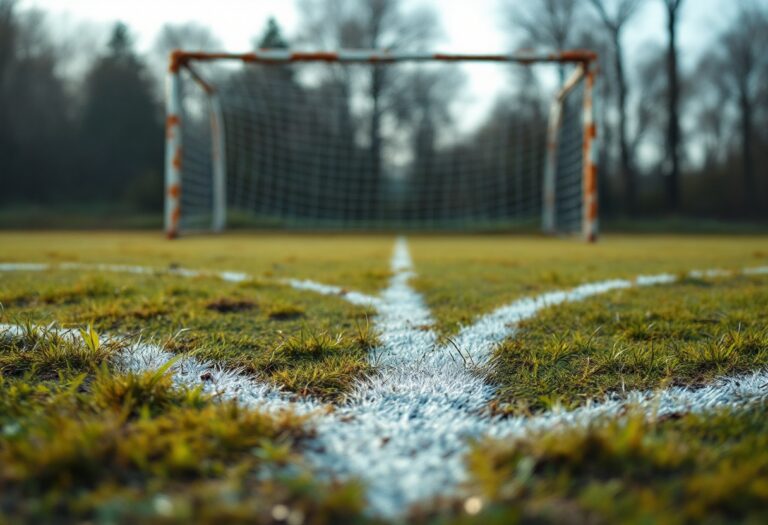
[582,67,598,242]
[209,93,227,232]
[165,53,183,239]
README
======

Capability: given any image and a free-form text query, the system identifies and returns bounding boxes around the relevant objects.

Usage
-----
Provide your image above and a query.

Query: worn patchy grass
[0,232,393,400]
[0,269,376,401]
[0,231,394,293]
[2,232,768,523]
[0,329,370,524]
[408,235,768,335]
[490,273,768,413]
[449,404,768,525]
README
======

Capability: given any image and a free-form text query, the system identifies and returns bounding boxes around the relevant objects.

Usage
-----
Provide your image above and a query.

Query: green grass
[490,273,768,413]
[409,235,768,335]
[0,328,370,524]
[452,404,768,525]
[1,231,768,523]
[0,269,377,401]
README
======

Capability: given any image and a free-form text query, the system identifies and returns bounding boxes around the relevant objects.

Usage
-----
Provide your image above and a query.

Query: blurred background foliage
[0,0,767,228]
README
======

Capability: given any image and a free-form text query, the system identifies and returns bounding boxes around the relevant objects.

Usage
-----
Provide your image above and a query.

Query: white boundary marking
[0,324,316,415]
[0,261,252,283]
[2,243,768,517]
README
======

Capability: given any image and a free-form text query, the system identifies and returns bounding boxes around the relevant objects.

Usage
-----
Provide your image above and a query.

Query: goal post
[542,62,598,241]
[164,49,598,240]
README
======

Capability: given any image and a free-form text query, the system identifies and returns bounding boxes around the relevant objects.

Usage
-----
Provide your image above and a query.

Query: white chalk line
[0,323,317,415]
[2,250,768,517]
[0,260,381,308]
[0,261,253,283]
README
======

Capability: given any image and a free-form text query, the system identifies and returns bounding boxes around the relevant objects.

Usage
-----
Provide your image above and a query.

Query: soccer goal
[165,50,598,240]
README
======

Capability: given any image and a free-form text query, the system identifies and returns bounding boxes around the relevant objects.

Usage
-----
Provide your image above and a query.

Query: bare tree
[154,22,222,55]
[631,47,667,162]
[662,0,683,211]
[392,66,465,218]
[588,0,643,213]
[505,0,581,82]
[692,57,731,171]
[297,0,442,214]
[716,4,768,214]
[151,22,222,86]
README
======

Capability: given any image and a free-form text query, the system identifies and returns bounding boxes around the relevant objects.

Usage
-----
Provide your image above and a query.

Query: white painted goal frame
[164,49,598,241]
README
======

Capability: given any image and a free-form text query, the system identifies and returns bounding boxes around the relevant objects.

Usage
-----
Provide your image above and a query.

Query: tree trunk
[614,32,634,214]
[597,66,612,216]
[665,3,681,212]
[739,86,756,215]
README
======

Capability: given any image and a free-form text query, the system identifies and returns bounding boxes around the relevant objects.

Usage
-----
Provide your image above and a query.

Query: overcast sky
[19,0,740,144]
[23,0,735,66]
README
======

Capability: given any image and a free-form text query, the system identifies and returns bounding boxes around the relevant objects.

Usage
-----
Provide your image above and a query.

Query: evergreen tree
[257,18,289,49]
[79,22,163,210]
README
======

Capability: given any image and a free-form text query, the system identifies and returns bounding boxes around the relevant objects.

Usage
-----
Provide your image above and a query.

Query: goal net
[165,50,597,240]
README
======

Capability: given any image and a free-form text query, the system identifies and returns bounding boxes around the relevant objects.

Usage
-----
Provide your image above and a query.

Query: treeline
[1,0,767,222]
[208,2,548,226]
[0,2,163,212]
[507,0,768,219]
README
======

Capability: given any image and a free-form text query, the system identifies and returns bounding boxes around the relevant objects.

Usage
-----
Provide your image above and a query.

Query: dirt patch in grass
[268,303,306,320]
[206,297,257,313]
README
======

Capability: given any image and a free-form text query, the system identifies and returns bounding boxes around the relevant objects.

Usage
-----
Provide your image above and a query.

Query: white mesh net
[175,59,587,233]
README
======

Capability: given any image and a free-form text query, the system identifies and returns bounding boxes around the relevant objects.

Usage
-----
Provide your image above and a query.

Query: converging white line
[1,243,768,517]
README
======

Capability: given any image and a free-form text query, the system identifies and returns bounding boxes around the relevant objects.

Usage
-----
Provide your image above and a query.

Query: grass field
[1,231,768,524]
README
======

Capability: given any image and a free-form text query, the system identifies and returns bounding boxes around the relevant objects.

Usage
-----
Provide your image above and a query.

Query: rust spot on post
[169,49,186,73]
[292,51,338,62]
[172,148,183,170]
[587,200,598,219]
[557,50,598,63]
[168,184,181,198]
[585,166,598,192]
[166,115,180,139]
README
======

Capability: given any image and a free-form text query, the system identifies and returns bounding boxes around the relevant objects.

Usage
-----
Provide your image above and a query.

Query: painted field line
[2,248,768,517]
[0,261,251,283]
[0,260,380,307]
[0,323,315,414]
[489,369,768,440]
[297,244,768,516]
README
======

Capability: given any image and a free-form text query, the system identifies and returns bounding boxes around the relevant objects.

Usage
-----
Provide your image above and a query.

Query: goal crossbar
[165,49,598,240]
[169,49,598,69]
